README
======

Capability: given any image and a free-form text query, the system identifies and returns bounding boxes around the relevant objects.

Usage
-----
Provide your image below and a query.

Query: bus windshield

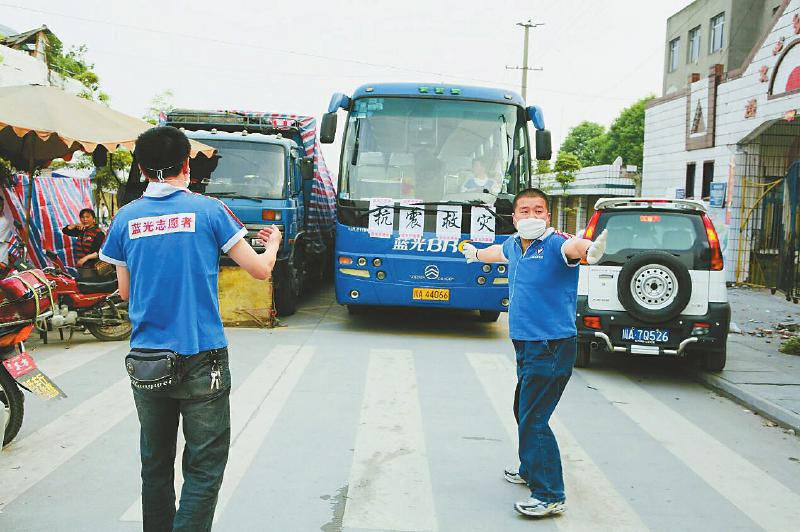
[339,97,530,203]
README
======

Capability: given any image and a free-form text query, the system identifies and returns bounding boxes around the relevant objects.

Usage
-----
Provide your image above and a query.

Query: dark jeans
[512,337,576,503]
[131,349,232,532]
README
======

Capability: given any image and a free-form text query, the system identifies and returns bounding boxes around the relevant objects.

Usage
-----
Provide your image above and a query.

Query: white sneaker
[514,497,566,517]
[503,467,527,484]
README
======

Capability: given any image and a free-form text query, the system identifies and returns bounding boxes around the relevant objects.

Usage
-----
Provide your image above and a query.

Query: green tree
[560,121,606,167]
[597,95,655,171]
[144,90,175,124]
[534,159,551,175]
[553,151,581,194]
[47,34,109,103]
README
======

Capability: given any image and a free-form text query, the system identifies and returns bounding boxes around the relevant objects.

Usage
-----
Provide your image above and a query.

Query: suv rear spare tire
[617,251,692,324]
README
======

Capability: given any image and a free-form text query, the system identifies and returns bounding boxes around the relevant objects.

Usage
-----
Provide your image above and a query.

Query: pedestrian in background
[461,187,608,518]
[62,207,105,276]
[100,126,282,532]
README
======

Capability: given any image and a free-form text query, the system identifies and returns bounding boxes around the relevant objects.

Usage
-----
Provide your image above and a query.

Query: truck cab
[166,110,318,316]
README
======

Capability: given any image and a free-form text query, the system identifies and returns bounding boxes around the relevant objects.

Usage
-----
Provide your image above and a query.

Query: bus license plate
[412,288,450,301]
[621,327,670,343]
[251,238,263,246]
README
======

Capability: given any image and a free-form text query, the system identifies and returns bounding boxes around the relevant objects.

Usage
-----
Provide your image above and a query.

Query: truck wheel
[478,310,501,322]
[617,251,692,324]
[575,342,591,368]
[273,262,299,317]
[1,367,24,446]
[702,346,727,372]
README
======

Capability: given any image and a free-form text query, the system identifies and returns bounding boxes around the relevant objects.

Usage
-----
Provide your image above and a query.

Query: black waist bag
[125,350,180,391]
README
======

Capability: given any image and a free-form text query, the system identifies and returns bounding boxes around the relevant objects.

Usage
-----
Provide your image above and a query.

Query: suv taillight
[701,214,724,271]
[583,210,601,240]
[580,210,602,265]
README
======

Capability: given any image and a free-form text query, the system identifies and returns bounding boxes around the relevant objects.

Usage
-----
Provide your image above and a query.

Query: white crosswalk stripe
[0,377,134,512]
[580,369,800,531]
[343,348,438,531]
[466,353,648,531]
[119,344,314,523]
[33,341,124,379]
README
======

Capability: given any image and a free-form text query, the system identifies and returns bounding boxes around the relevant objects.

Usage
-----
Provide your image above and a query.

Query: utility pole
[506,19,544,102]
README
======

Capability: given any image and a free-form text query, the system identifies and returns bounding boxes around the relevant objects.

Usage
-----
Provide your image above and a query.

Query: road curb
[691,370,800,433]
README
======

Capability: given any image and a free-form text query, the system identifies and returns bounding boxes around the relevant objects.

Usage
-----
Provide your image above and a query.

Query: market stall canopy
[0,84,216,168]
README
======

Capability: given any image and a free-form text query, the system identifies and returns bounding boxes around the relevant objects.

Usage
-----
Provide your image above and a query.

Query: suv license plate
[412,288,450,301]
[621,327,670,343]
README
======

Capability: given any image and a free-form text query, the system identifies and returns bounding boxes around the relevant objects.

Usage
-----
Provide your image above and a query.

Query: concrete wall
[662,0,782,95]
[644,0,800,280]
[0,43,48,86]
[0,43,85,94]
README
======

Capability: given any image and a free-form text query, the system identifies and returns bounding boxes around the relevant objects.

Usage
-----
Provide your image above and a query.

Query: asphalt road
[2,284,799,531]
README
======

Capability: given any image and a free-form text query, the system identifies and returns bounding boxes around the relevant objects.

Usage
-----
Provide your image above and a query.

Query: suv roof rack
[594,197,708,213]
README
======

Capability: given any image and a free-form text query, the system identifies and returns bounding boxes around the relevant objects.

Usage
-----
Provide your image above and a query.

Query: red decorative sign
[759,65,769,83]
[774,36,786,55]
[2,352,37,379]
[745,99,758,119]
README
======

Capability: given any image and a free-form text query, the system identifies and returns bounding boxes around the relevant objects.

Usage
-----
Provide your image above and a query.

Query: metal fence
[734,120,800,300]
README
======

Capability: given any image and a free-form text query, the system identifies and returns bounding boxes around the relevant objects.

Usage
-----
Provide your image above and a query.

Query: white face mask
[516,217,547,240]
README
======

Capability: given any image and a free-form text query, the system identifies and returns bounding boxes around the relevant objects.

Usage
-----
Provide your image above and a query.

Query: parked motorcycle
[0,269,65,446]
[42,250,131,342]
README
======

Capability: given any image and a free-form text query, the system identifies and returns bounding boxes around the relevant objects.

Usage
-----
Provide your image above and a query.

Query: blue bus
[320,83,551,320]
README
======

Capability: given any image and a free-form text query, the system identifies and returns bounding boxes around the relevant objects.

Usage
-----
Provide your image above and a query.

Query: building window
[669,37,681,72]
[702,162,714,199]
[685,163,696,198]
[688,26,701,63]
[710,13,725,53]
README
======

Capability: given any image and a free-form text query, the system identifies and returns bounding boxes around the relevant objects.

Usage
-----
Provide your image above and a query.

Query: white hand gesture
[586,229,608,265]
[461,242,478,263]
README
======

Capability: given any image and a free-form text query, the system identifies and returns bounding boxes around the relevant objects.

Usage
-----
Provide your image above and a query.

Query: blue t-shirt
[100,182,246,355]
[501,228,579,341]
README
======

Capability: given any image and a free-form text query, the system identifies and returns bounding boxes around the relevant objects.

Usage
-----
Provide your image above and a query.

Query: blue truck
[320,83,551,319]
[163,110,337,316]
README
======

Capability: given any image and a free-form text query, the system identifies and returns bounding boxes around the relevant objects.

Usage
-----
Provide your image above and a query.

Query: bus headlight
[376,271,386,280]
[373,258,382,267]
[357,257,367,266]
[482,264,491,273]
[477,276,486,285]
[350,290,359,299]
[497,265,507,274]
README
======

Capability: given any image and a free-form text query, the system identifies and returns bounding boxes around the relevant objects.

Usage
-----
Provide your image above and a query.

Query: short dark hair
[513,188,549,212]
[79,208,96,219]
[135,126,190,180]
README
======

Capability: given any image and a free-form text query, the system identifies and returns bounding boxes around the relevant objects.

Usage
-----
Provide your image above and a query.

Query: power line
[0,2,636,102]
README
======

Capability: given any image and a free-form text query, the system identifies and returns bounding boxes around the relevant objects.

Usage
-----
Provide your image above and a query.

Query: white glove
[586,229,608,265]
[462,242,478,263]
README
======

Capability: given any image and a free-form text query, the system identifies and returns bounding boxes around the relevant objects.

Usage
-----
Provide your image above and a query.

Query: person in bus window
[461,157,500,194]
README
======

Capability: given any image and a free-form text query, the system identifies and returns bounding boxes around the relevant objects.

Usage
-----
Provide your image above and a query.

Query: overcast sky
[1,0,691,166]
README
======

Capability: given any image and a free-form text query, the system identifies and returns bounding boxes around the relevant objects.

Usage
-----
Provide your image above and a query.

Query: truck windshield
[202,140,286,199]
[339,97,528,203]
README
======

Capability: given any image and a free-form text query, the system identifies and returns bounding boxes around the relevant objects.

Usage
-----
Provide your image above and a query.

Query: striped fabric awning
[2,173,93,272]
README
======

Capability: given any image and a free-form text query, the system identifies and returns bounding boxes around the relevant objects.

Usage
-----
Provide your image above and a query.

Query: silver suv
[575,198,730,371]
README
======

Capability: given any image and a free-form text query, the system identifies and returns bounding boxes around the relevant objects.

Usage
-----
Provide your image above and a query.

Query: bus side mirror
[535,130,552,161]
[320,113,337,144]
[300,156,314,181]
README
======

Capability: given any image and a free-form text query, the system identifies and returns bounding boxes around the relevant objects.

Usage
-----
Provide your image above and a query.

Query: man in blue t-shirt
[461,188,607,518]
[101,126,281,531]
